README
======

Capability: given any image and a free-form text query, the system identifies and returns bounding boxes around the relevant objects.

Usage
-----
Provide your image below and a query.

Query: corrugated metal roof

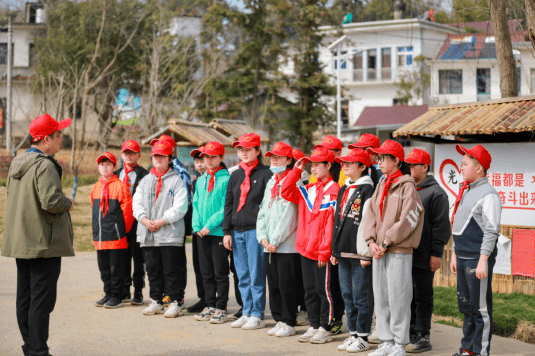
[393,96,535,138]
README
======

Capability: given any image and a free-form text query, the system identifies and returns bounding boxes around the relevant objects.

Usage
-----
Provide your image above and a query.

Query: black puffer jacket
[413,175,451,270]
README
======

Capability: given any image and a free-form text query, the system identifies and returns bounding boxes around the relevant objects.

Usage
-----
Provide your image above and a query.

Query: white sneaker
[164,301,183,318]
[298,327,319,343]
[268,321,285,336]
[347,337,370,353]
[210,309,228,324]
[230,315,249,328]
[309,327,333,344]
[275,323,296,337]
[296,311,310,326]
[194,307,215,321]
[241,316,265,330]
[386,344,405,356]
[368,328,381,344]
[337,336,357,351]
[368,341,394,356]
[142,299,164,315]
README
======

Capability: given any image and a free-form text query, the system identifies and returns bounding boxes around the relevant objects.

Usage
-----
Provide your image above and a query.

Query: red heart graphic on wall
[439,159,461,199]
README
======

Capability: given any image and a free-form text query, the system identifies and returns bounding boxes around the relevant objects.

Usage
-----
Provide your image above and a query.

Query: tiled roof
[393,96,535,138]
[437,32,526,60]
[354,105,429,128]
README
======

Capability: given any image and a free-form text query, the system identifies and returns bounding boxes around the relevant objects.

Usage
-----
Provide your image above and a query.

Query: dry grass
[511,320,535,344]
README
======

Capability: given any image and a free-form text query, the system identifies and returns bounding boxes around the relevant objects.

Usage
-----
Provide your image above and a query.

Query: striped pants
[456,256,495,356]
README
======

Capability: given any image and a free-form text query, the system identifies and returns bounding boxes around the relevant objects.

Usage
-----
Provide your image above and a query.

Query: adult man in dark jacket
[2,114,74,356]
[405,148,451,353]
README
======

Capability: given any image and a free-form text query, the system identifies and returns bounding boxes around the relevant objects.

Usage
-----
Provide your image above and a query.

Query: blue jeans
[231,230,266,318]
[457,256,495,356]
[338,257,374,336]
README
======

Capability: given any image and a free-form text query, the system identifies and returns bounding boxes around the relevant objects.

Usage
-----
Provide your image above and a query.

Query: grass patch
[433,286,535,344]
[62,174,99,189]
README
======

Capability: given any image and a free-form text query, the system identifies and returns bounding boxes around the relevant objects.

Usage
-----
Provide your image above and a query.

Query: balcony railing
[335,67,415,84]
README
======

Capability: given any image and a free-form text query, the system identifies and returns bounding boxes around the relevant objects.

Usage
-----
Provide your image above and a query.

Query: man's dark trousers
[16,257,61,356]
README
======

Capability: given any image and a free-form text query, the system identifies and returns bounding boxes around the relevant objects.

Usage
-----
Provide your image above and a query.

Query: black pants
[197,235,230,309]
[229,251,243,307]
[16,257,61,356]
[301,256,332,330]
[295,257,306,312]
[178,245,187,297]
[410,267,435,336]
[124,223,145,293]
[97,249,126,297]
[192,234,206,301]
[143,246,186,302]
[266,253,299,327]
[330,262,345,320]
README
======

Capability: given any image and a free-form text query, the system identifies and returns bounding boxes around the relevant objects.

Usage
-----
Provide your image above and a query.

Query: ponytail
[400,161,410,175]
[220,162,228,170]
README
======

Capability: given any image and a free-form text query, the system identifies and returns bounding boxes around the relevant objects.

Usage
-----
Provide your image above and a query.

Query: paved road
[1,245,534,356]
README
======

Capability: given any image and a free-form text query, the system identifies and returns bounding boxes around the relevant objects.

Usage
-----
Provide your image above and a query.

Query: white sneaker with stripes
[346,337,370,353]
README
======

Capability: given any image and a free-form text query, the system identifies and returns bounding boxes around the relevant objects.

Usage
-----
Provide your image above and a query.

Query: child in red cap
[256,142,301,338]
[132,141,189,318]
[223,133,272,330]
[363,140,424,356]
[114,140,149,305]
[330,148,377,352]
[281,146,340,344]
[91,152,134,309]
[450,145,501,356]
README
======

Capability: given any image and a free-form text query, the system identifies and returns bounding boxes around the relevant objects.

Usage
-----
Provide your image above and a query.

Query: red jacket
[281,167,339,262]
[90,175,134,250]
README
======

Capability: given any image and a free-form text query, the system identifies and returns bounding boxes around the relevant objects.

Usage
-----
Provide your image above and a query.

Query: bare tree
[490,0,518,98]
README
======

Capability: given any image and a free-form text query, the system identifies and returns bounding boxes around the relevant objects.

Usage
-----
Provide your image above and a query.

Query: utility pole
[6,16,13,154]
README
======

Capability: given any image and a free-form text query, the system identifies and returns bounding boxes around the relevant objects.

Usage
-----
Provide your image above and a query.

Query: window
[29,43,37,67]
[397,46,413,67]
[341,100,349,128]
[476,68,490,101]
[368,49,377,79]
[0,43,14,65]
[517,67,521,95]
[382,48,391,79]
[333,50,347,70]
[531,69,535,93]
[439,70,462,94]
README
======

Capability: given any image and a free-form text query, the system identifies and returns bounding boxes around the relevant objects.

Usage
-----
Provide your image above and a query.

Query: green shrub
[62,175,99,188]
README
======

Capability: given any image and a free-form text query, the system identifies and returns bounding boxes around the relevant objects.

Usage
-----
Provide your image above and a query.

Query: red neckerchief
[122,163,136,186]
[271,168,290,201]
[379,169,403,221]
[451,181,470,226]
[207,166,223,196]
[151,167,170,205]
[312,175,333,214]
[99,176,113,216]
[237,159,259,212]
[340,181,359,218]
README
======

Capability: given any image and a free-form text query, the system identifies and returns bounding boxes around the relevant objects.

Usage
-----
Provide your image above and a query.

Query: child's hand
[267,244,277,253]
[295,158,306,170]
[153,218,166,230]
[330,256,338,265]
[369,243,383,259]
[223,235,232,251]
[199,227,210,237]
[318,261,327,268]
[261,239,269,249]
[360,260,371,267]
[450,252,457,274]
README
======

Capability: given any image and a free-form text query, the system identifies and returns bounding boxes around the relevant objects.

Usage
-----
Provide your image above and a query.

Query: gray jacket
[133,169,188,247]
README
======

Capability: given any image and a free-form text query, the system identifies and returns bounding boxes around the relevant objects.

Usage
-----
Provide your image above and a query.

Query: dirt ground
[1,247,535,356]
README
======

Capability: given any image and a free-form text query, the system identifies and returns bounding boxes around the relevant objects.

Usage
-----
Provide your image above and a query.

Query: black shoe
[131,290,144,305]
[406,334,432,353]
[122,291,132,304]
[231,307,243,320]
[104,296,123,309]
[95,294,111,307]
[329,318,343,335]
[187,299,206,313]
[409,332,419,345]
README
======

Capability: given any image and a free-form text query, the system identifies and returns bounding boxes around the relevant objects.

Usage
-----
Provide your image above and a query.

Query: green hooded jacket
[192,168,230,237]
[1,151,74,258]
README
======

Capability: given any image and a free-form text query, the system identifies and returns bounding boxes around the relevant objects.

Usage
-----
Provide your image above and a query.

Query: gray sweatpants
[372,253,413,345]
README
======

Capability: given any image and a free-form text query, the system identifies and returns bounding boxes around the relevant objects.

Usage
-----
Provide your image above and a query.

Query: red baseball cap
[150,134,175,149]
[232,133,261,148]
[368,139,405,162]
[121,139,140,153]
[265,142,293,159]
[456,144,491,170]
[292,149,305,161]
[200,141,225,157]
[151,141,174,156]
[348,134,380,149]
[29,114,71,142]
[405,148,431,166]
[335,148,371,167]
[303,146,335,163]
[97,151,117,166]
[314,135,343,151]
[190,145,205,158]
